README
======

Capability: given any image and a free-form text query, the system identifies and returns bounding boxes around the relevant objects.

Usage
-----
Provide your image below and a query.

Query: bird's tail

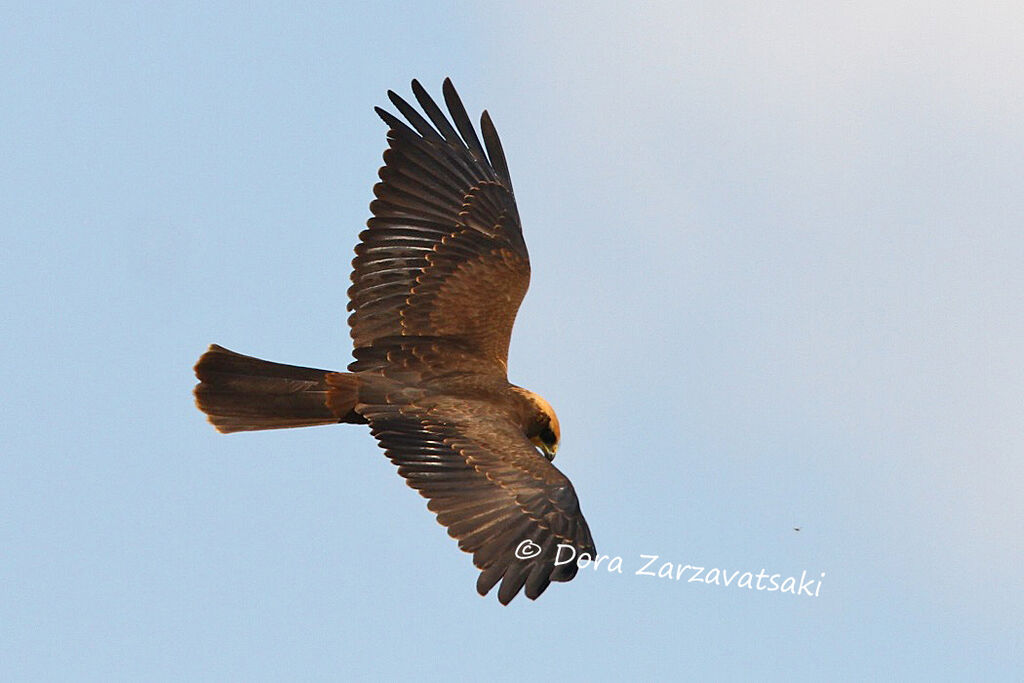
[193,344,364,433]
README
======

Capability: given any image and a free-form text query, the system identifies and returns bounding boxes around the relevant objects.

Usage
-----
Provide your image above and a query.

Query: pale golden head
[518,389,560,460]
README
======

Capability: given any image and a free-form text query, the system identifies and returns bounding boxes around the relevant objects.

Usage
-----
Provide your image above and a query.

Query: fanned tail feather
[193,344,364,433]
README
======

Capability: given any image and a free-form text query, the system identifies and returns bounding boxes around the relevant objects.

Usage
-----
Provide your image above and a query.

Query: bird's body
[194,79,594,604]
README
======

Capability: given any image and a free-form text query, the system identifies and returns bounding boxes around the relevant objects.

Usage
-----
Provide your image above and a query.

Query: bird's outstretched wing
[348,79,529,378]
[358,387,595,604]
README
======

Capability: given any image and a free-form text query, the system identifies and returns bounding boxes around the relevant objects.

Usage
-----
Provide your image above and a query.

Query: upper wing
[360,391,595,604]
[347,79,529,378]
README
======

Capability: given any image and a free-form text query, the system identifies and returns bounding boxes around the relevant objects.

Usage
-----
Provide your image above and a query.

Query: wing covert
[359,392,595,604]
[348,79,529,378]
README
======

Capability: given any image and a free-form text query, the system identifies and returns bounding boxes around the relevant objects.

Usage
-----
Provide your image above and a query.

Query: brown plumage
[193,79,595,604]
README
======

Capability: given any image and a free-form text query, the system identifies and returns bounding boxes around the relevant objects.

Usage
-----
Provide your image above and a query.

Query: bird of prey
[193,79,595,604]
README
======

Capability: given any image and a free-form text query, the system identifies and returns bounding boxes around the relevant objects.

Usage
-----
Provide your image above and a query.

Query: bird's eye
[539,426,557,446]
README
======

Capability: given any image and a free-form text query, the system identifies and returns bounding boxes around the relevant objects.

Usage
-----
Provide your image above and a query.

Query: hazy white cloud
[487,1,1024,594]
[500,2,1024,127]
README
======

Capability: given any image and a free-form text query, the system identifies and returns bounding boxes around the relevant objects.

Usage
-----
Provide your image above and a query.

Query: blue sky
[2,2,1021,680]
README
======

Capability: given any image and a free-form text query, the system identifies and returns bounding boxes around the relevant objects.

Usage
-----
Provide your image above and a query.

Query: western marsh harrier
[194,79,595,604]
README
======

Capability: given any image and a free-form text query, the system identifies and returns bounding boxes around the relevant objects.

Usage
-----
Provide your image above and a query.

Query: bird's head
[517,389,561,461]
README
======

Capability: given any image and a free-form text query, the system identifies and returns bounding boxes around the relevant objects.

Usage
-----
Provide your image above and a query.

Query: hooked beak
[534,439,557,461]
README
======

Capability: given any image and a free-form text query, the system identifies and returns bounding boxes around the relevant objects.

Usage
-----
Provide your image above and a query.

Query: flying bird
[193,79,595,604]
